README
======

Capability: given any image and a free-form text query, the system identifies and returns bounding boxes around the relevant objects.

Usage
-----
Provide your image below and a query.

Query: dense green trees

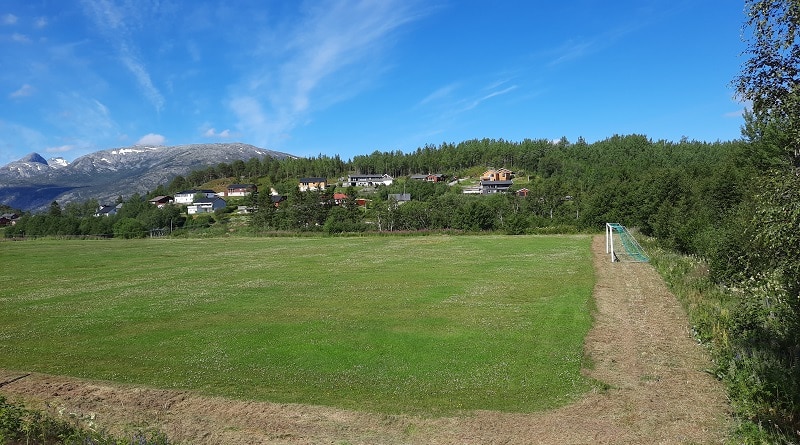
[5,196,186,239]
[734,0,800,163]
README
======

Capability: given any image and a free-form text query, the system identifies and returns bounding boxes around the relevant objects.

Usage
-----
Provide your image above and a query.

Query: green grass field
[0,235,596,414]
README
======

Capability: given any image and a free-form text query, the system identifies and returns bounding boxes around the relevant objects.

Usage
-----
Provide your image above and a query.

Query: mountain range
[0,143,294,212]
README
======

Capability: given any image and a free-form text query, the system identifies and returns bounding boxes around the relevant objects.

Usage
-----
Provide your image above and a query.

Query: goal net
[605,223,649,263]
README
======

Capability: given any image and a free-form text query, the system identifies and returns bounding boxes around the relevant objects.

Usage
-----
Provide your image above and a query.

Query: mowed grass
[0,235,595,414]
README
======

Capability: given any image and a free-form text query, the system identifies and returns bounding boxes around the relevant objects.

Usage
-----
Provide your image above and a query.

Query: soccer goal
[605,223,649,263]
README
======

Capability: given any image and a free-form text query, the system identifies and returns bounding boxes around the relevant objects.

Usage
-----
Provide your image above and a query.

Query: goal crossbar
[605,223,649,263]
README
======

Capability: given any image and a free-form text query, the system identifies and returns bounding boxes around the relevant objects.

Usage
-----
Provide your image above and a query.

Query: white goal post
[606,222,649,263]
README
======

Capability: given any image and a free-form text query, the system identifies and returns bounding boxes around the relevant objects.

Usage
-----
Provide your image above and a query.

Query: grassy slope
[0,235,595,414]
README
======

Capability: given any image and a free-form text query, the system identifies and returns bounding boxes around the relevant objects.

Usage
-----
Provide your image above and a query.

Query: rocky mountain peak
[0,142,295,212]
[19,153,49,165]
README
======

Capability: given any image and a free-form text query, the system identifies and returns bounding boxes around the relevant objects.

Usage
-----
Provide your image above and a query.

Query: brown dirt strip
[0,235,730,444]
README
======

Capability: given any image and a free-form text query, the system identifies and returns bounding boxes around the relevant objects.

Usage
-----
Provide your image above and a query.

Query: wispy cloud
[0,120,47,158]
[46,145,74,153]
[547,38,596,66]
[421,79,519,115]
[10,84,35,98]
[546,22,642,67]
[2,13,17,25]
[419,83,460,106]
[46,94,120,150]
[11,32,31,43]
[35,17,48,29]
[231,0,432,149]
[80,0,165,111]
[464,85,518,111]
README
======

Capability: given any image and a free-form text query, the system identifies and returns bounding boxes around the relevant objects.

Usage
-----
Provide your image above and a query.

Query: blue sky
[1,1,747,165]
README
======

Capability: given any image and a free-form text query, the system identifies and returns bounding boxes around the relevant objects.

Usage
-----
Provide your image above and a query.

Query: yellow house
[299,177,327,191]
[480,168,513,181]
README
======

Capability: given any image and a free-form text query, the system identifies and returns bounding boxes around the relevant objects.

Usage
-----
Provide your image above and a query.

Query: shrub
[0,395,173,444]
[112,217,146,239]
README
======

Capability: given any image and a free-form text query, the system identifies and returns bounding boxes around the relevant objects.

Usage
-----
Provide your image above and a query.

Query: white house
[94,203,122,217]
[187,197,227,214]
[346,174,394,187]
[226,184,257,197]
[175,189,217,204]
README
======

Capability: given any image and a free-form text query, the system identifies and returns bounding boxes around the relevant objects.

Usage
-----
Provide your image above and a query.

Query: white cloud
[80,0,165,111]
[232,0,430,148]
[11,33,31,43]
[204,128,231,138]
[46,145,74,153]
[136,133,166,145]
[10,84,34,98]
[35,17,48,29]
[2,14,17,25]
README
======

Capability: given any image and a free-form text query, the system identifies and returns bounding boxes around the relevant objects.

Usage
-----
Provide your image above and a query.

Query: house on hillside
[187,197,227,214]
[480,168,513,182]
[410,173,446,182]
[95,204,122,217]
[516,188,530,197]
[175,189,217,204]
[480,180,513,194]
[148,195,174,208]
[333,193,348,205]
[271,195,287,207]
[388,193,411,205]
[346,174,394,187]
[226,184,257,197]
[299,177,327,191]
[0,213,19,226]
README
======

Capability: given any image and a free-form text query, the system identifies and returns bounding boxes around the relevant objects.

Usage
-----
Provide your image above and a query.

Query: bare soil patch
[1,235,729,444]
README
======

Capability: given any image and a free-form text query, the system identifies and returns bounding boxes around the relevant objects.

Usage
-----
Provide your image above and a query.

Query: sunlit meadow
[0,235,595,414]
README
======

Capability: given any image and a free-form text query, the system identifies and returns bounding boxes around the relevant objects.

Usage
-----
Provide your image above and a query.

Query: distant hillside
[0,143,295,211]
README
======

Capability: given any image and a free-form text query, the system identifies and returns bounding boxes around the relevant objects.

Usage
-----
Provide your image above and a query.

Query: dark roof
[480,180,514,186]
[193,197,226,204]
[177,189,216,195]
[228,184,255,189]
[349,174,390,179]
[299,177,326,183]
[388,193,411,201]
[270,195,286,203]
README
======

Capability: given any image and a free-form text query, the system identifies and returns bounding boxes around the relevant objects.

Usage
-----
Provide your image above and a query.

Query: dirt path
[0,235,729,444]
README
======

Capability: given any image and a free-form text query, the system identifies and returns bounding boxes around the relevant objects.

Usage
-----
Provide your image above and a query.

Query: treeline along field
[0,235,595,414]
